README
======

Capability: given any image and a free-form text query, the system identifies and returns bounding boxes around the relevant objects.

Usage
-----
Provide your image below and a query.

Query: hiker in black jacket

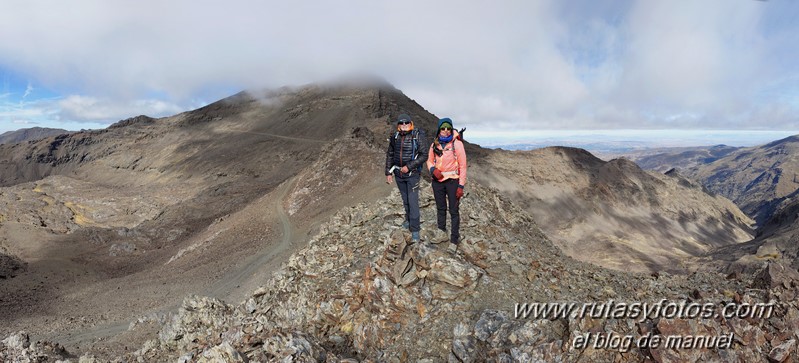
[385,113,428,243]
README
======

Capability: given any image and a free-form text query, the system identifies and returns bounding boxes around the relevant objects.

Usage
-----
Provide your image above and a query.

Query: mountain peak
[0,127,71,145]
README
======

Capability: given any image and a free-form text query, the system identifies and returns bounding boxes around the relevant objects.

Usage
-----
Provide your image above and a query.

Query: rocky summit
[4,182,799,362]
[2,81,799,362]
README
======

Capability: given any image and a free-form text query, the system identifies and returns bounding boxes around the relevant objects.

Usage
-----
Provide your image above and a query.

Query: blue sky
[1,0,798,144]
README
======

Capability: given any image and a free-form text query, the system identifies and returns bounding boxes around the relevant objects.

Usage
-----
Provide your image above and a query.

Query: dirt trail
[36,177,305,354]
[204,178,300,300]
[222,128,329,144]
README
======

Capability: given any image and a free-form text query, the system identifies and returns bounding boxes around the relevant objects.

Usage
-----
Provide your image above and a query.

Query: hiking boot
[402,221,410,229]
[448,243,459,252]
[411,231,420,243]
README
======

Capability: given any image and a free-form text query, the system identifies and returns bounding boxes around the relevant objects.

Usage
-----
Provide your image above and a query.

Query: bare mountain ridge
[2,152,797,362]
[0,127,71,145]
[471,146,754,273]
[0,84,436,188]
[537,134,799,279]
[700,189,799,274]
[614,144,741,173]
[0,81,443,353]
[0,81,780,361]
[683,134,799,226]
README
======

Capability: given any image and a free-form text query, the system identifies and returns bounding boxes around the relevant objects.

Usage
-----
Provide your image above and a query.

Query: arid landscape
[3,82,799,362]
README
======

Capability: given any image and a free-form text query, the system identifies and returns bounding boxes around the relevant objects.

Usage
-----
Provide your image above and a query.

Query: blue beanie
[438,117,453,129]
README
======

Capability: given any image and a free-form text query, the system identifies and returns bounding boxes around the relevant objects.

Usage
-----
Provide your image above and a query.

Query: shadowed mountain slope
[685,135,799,226]
[4,165,798,363]
[2,81,792,361]
[0,80,443,352]
[702,191,799,274]
[470,146,753,273]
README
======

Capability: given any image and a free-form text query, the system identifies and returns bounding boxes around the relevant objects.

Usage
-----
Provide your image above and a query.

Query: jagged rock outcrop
[0,83,441,346]
[0,331,69,362]
[6,183,797,362]
[0,251,25,279]
[703,194,799,274]
[4,83,799,362]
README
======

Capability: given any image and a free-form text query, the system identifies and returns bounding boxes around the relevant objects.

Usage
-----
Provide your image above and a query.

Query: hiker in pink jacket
[427,117,467,247]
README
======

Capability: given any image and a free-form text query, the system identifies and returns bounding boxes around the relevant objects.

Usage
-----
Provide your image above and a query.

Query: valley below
[2,82,799,362]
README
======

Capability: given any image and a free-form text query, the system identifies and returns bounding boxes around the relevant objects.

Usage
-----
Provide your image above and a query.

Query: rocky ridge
[470,146,754,273]
[0,127,71,145]
[703,193,799,275]
[685,135,799,226]
[5,182,799,362]
[609,145,741,174]
[0,82,441,353]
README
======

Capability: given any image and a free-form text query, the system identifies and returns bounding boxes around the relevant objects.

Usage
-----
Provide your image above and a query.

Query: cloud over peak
[0,0,797,132]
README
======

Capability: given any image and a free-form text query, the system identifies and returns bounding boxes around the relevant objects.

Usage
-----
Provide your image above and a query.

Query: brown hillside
[0,127,71,145]
[0,80,441,353]
[471,146,754,273]
[686,135,799,226]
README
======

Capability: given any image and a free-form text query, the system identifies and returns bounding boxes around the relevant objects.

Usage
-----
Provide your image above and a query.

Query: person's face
[439,125,452,135]
[399,121,412,131]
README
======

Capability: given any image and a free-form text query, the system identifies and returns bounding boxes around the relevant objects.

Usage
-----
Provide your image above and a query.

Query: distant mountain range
[609,144,741,172]
[2,81,799,361]
[622,135,799,227]
[470,146,753,273]
[0,127,70,145]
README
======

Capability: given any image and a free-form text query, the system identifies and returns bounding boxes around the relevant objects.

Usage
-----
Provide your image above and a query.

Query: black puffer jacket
[385,129,428,177]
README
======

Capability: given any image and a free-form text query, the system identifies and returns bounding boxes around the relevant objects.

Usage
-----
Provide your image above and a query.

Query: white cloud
[0,94,183,133]
[0,0,796,132]
[22,82,33,100]
[57,95,184,122]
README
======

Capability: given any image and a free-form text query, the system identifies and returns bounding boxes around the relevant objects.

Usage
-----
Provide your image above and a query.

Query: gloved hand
[431,167,444,181]
[456,185,464,200]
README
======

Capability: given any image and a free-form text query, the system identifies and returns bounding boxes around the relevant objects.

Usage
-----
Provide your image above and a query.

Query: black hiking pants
[432,178,460,244]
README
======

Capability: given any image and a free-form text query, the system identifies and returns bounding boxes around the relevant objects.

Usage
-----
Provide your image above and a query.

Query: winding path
[205,178,298,299]
[43,177,301,352]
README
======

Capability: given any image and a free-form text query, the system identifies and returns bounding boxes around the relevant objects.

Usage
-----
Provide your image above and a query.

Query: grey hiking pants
[396,174,421,233]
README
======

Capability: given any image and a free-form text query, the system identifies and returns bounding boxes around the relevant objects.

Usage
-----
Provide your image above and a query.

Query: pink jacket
[427,133,467,186]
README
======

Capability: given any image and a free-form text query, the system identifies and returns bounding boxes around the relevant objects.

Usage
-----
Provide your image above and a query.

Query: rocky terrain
[3,182,799,362]
[0,127,70,145]
[701,192,799,275]
[682,135,799,226]
[470,146,753,273]
[610,136,799,280]
[0,80,440,355]
[2,80,798,362]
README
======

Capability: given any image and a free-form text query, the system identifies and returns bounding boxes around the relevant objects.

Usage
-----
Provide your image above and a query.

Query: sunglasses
[398,121,412,125]
[439,127,452,131]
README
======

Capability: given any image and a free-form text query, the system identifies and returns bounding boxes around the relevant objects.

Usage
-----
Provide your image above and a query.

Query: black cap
[397,114,411,124]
